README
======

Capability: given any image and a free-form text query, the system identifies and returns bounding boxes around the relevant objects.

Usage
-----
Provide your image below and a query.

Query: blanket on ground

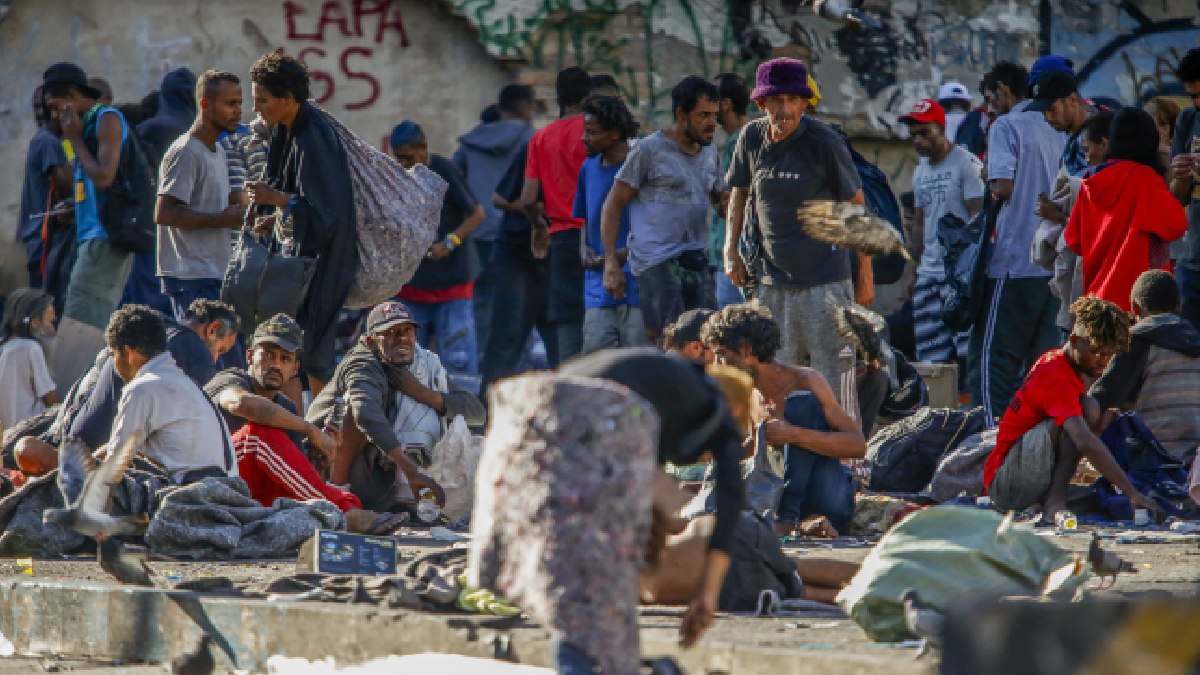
[0,469,342,559]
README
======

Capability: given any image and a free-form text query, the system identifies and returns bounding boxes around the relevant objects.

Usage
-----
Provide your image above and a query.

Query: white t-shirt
[156,135,233,280]
[912,145,985,277]
[0,338,56,430]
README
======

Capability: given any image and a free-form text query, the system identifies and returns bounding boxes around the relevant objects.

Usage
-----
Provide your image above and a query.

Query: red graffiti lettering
[341,47,380,110]
[296,47,336,104]
[353,0,389,39]
[317,1,355,40]
[373,2,409,47]
[283,1,320,40]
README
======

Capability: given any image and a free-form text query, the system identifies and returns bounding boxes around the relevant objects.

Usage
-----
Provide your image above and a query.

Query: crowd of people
[4,44,1200,673]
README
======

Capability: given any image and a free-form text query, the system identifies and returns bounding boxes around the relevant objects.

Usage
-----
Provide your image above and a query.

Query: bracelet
[444,233,460,252]
[447,232,462,247]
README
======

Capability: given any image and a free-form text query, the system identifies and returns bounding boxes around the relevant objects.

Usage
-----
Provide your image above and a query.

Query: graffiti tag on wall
[281,0,410,110]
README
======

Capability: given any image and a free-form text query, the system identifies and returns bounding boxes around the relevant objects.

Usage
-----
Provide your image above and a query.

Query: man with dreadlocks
[983,296,1160,523]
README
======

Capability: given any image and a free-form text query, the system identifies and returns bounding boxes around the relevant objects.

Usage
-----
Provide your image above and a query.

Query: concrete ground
[0,528,1195,674]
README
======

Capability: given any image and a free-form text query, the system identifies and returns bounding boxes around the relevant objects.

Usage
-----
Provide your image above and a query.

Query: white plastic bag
[426,415,481,522]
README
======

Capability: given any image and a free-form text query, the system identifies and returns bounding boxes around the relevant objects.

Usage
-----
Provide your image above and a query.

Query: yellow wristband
[447,233,462,247]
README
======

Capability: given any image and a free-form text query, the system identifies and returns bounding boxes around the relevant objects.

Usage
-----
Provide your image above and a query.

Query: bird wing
[798,200,915,260]
[78,432,143,514]
[58,438,98,508]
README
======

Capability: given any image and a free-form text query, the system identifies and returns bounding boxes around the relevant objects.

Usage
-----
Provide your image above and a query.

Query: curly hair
[1070,295,1131,353]
[700,302,781,362]
[250,52,310,101]
[105,304,167,358]
[581,94,639,141]
[184,298,241,337]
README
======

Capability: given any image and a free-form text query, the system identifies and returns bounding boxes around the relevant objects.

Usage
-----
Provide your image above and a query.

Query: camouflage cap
[251,313,303,353]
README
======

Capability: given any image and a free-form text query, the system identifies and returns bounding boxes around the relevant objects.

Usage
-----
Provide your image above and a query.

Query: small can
[976,496,993,507]
[330,396,346,430]
[1055,511,1077,532]
[1133,508,1150,526]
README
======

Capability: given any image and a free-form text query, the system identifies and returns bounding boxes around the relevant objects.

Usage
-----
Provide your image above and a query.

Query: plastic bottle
[417,488,441,523]
[1054,510,1077,533]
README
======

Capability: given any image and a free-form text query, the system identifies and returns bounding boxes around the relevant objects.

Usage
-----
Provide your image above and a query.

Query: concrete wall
[0,0,511,292]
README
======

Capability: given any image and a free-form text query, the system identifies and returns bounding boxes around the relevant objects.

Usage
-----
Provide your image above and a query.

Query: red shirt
[526,115,586,233]
[397,282,473,304]
[983,349,1084,489]
[1064,160,1187,312]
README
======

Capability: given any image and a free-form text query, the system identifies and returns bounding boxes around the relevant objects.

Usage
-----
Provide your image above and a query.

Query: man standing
[155,70,245,321]
[452,84,535,354]
[1169,48,1200,330]
[1028,71,1096,178]
[901,98,985,365]
[18,86,70,289]
[723,58,868,419]
[520,67,591,361]
[971,60,1066,421]
[391,121,485,390]
[575,94,646,353]
[101,305,234,479]
[711,73,750,308]
[42,63,132,333]
[937,81,973,144]
[702,303,865,535]
[602,76,725,343]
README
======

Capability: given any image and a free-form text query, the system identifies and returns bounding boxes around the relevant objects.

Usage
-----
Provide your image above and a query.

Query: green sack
[836,506,1089,642]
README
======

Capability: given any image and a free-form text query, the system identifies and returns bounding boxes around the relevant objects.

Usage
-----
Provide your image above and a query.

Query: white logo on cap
[913,99,932,114]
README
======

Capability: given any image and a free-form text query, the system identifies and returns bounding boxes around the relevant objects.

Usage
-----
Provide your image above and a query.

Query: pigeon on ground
[901,589,944,648]
[43,434,149,540]
[798,200,915,260]
[169,634,215,675]
[98,537,155,587]
[1088,533,1137,589]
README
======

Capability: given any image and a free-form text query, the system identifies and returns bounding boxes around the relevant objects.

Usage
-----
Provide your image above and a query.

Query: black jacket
[1091,313,1200,409]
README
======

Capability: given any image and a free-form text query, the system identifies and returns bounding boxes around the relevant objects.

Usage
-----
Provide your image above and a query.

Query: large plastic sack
[310,104,446,308]
[926,427,997,502]
[426,415,481,522]
[836,506,1089,642]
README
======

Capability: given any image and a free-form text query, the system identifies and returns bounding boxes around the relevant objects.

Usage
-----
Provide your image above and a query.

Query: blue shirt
[573,155,638,308]
[985,101,1066,279]
[1061,128,1090,178]
[74,106,129,243]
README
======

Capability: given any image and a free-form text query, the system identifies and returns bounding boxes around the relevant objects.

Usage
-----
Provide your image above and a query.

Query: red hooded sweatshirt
[1064,160,1187,312]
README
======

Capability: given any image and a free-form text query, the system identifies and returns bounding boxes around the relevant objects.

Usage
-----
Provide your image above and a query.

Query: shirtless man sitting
[702,302,866,535]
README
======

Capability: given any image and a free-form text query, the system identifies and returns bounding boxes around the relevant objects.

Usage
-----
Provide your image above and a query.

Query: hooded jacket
[1092,313,1200,460]
[136,67,198,166]
[1064,160,1187,311]
[452,119,535,242]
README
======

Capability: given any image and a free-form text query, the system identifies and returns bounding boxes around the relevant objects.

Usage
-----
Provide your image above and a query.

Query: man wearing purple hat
[306,301,485,512]
[723,57,866,420]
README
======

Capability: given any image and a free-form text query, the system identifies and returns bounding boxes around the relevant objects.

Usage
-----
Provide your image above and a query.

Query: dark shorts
[989,419,1057,512]
[634,256,716,337]
[548,228,585,324]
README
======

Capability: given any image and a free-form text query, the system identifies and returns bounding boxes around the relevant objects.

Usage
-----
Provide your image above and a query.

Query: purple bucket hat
[751,58,815,100]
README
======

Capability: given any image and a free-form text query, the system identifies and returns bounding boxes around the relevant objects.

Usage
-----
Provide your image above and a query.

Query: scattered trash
[895,640,924,649]
[428,526,467,543]
[812,621,841,629]
[163,572,183,581]
[17,558,33,576]
[798,644,835,650]
[1169,521,1200,534]
[1055,511,1077,534]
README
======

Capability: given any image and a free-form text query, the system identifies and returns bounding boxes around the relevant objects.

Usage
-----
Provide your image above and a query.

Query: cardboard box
[912,362,960,409]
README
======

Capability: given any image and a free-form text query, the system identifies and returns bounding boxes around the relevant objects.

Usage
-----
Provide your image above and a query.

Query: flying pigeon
[798,200,915,261]
[99,537,155,587]
[833,302,886,366]
[43,434,149,540]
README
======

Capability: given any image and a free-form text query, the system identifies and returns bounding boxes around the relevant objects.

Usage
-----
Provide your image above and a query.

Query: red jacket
[1064,160,1187,312]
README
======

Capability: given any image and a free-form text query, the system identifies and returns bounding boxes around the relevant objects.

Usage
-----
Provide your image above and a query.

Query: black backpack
[83,108,157,254]
[938,192,999,332]
[866,407,989,493]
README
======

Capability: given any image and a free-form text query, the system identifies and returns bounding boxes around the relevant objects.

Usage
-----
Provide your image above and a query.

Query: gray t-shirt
[1171,106,1200,268]
[912,145,985,277]
[157,135,232,280]
[616,131,724,275]
[984,100,1065,279]
[727,117,862,289]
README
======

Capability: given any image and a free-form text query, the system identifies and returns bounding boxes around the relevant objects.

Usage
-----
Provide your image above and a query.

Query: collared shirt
[1061,107,1096,178]
[108,351,235,478]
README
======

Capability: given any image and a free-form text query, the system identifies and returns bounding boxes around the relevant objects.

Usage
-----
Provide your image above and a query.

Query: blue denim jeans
[405,297,480,389]
[634,257,716,338]
[715,268,744,308]
[554,640,599,675]
[778,391,856,533]
[161,276,246,370]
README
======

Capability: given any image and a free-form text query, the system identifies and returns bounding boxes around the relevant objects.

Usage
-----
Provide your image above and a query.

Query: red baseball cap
[899,98,946,126]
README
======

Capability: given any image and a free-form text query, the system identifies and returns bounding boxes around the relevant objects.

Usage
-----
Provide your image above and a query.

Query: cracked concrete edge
[0,579,919,674]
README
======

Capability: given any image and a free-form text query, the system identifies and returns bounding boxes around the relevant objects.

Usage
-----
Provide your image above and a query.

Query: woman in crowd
[0,289,60,435]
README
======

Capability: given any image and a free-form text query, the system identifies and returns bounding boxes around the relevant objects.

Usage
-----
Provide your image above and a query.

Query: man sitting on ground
[1091,270,1200,465]
[13,300,240,474]
[702,303,866,536]
[98,305,235,479]
[307,302,485,512]
[663,308,715,365]
[982,296,1160,522]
